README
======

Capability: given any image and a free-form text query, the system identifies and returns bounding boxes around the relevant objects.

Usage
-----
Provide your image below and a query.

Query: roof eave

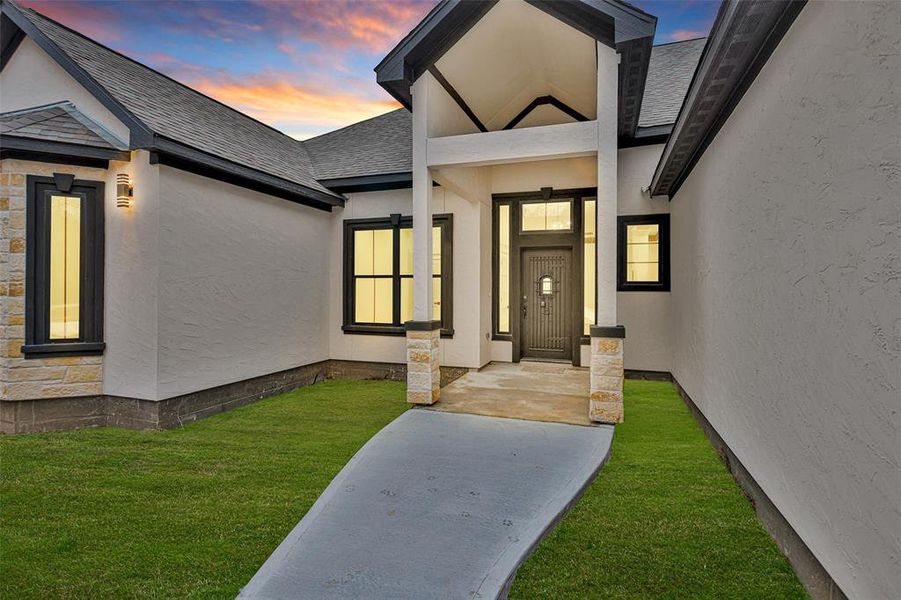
[0,133,131,166]
[650,0,807,199]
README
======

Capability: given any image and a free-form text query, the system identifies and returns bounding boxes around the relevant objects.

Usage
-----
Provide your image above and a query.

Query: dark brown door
[520,248,572,361]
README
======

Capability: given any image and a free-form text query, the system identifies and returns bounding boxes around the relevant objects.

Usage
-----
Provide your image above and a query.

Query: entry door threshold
[520,357,573,365]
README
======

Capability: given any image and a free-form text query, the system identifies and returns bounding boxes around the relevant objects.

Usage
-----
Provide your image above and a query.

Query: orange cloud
[189,73,401,138]
[668,29,706,41]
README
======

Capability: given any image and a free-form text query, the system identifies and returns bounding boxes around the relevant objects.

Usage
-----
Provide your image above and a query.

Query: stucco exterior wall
[0,37,130,144]
[155,166,331,399]
[668,3,900,598]
[617,145,671,372]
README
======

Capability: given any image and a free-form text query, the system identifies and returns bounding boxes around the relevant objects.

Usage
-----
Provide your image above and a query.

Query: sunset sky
[19,0,720,140]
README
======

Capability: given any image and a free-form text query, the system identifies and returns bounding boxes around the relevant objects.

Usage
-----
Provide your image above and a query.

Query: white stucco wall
[668,3,900,598]
[0,37,130,144]
[617,145,672,372]
[154,166,331,399]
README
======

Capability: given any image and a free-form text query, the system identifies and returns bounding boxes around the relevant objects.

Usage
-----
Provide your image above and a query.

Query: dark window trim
[617,213,670,292]
[342,213,454,337]
[23,175,105,358]
[491,188,596,366]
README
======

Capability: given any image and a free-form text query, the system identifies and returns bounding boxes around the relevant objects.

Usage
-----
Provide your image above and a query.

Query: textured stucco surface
[669,3,901,598]
[156,166,331,399]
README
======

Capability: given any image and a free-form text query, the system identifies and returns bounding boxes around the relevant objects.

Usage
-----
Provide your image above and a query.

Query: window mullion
[392,225,401,326]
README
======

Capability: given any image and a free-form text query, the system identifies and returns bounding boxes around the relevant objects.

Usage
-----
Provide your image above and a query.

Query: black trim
[151,136,344,212]
[343,214,454,337]
[618,124,672,148]
[428,65,487,132]
[503,95,590,130]
[319,172,413,194]
[0,11,25,71]
[651,0,807,198]
[617,213,670,292]
[589,325,625,338]
[24,175,105,358]
[405,320,442,331]
[491,188,596,366]
[1,135,131,164]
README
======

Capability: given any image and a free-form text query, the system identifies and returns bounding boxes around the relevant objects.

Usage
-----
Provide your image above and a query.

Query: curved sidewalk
[238,409,614,600]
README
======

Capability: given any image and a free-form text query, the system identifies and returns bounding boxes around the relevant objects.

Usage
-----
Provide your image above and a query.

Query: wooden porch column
[406,72,441,405]
[591,43,625,423]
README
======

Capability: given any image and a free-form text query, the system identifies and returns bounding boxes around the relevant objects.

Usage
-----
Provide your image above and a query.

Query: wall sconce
[116,173,133,208]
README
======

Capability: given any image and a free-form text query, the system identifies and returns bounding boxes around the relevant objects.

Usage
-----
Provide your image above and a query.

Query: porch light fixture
[116,173,133,208]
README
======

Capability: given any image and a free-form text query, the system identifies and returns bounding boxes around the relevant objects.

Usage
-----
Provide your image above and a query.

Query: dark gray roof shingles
[305,108,411,181]
[638,37,706,128]
[18,5,338,199]
[0,102,119,148]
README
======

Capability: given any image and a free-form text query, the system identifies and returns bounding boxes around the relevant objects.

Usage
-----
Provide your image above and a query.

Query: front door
[521,248,572,361]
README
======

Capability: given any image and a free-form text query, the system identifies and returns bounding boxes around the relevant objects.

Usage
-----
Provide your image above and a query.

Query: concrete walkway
[238,409,614,599]
[428,362,591,426]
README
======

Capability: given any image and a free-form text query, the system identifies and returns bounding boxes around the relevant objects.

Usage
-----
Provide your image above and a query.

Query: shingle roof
[0,102,123,148]
[14,4,339,200]
[638,37,706,128]
[305,108,412,181]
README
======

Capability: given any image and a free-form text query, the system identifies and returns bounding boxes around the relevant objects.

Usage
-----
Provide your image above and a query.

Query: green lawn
[509,379,807,599]
[1,378,806,598]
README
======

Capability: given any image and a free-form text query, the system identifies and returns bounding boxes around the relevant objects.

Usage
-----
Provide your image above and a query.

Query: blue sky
[21,0,720,139]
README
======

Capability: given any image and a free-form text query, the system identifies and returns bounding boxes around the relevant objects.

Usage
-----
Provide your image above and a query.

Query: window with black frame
[343,214,453,336]
[23,175,105,357]
[617,213,670,292]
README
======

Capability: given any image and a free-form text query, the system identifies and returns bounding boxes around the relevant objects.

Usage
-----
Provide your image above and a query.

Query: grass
[0,378,807,598]
[509,379,808,599]
[0,380,408,599]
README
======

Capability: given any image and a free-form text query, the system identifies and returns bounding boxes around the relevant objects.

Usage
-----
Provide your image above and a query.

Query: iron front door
[521,248,572,361]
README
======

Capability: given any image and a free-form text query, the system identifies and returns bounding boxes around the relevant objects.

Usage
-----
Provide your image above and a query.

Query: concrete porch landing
[426,362,591,426]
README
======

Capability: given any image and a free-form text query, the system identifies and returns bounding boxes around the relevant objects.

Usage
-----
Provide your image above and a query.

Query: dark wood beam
[427,65,487,133]
[503,95,590,130]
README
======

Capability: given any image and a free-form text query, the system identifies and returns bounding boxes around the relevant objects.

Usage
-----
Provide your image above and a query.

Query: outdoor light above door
[116,173,133,208]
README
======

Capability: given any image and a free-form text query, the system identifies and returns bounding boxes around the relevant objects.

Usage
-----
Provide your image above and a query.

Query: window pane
[49,195,80,340]
[432,226,441,275]
[354,228,392,276]
[399,228,413,276]
[545,201,572,230]
[521,201,571,231]
[626,223,660,282]
[433,276,441,321]
[355,278,392,323]
[498,205,510,333]
[583,199,596,335]
[400,277,413,323]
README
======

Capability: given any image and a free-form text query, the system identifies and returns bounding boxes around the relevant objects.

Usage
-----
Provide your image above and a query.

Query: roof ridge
[17,4,306,149]
[653,36,707,48]
[306,108,407,143]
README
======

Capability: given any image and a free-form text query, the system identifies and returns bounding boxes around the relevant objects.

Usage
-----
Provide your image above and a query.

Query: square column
[406,72,440,405]
[590,44,624,423]
[589,326,625,423]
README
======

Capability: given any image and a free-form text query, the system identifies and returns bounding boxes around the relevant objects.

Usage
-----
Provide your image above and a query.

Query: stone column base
[589,325,625,423]
[405,321,441,405]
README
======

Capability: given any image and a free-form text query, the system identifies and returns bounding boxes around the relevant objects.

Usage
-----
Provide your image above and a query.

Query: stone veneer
[589,325,625,423]
[1,161,105,403]
[405,321,441,405]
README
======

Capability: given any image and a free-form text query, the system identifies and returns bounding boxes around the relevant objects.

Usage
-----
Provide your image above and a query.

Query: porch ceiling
[433,1,597,131]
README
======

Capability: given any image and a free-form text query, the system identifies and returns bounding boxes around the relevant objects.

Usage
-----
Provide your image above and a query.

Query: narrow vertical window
[497,204,510,334]
[24,175,104,357]
[49,195,81,339]
[583,198,596,335]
